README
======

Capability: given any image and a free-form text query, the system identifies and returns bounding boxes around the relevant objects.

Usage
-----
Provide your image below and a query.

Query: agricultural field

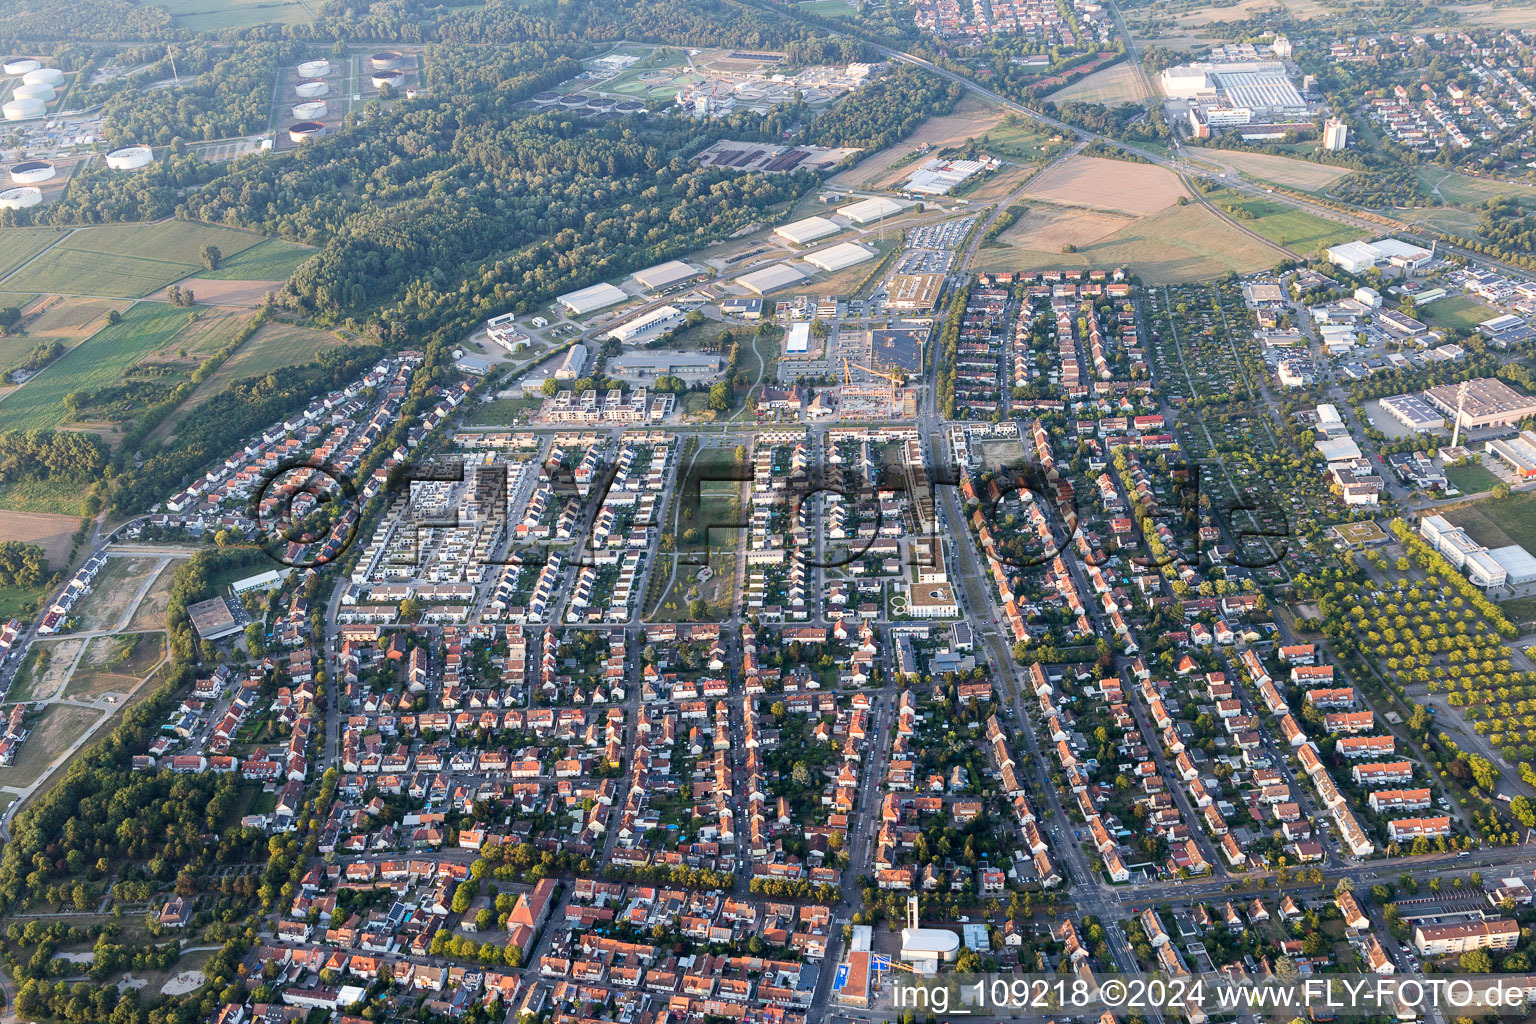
[997,204,1135,250]
[0,475,93,517]
[1199,150,1353,191]
[0,302,194,433]
[150,0,316,30]
[981,202,1278,282]
[16,295,132,338]
[0,510,78,568]
[0,221,265,299]
[0,228,65,281]
[164,320,356,437]
[1048,62,1148,105]
[195,237,314,281]
[1020,155,1188,215]
[1421,294,1500,331]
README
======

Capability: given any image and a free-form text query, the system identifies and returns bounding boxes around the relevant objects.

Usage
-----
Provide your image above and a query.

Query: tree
[200,244,222,270]
[106,309,122,326]
[542,377,560,397]
[1492,483,1511,500]
[708,381,732,413]
[400,597,421,621]
[1460,949,1493,973]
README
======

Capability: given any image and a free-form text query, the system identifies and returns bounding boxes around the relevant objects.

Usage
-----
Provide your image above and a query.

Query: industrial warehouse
[1424,378,1536,430]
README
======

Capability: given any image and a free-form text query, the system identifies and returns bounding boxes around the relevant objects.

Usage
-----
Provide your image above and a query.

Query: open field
[0,303,194,434]
[1421,294,1499,331]
[0,704,106,792]
[1417,167,1536,209]
[1445,493,1536,551]
[979,202,1278,282]
[143,306,253,366]
[64,634,166,700]
[196,237,314,281]
[830,93,1006,188]
[0,228,65,281]
[10,638,85,703]
[0,221,265,299]
[126,564,175,632]
[165,320,355,437]
[1162,0,1329,26]
[1206,190,1362,251]
[1447,1,1536,26]
[1445,462,1501,495]
[797,0,858,15]
[0,475,92,517]
[997,204,1135,250]
[1203,150,1352,190]
[152,278,280,307]
[1020,155,1188,215]
[18,296,133,338]
[1049,62,1148,105]
[72,557,162,632]
[0,510,78,568]
[156,0,315,31]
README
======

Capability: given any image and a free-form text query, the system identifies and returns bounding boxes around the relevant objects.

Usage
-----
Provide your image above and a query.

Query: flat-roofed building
[607,304,685,344]
[774,216,840,245]
[557,282,628,316]
[1379,393,1444,432]
[805,241,876,273]
[1489,544,1536,586]
[736,263,807,295]
[887,273,944,311]
[188,597,242,641]
[1425,378,1536,429]
[630,260,700,291]
[1486,434,1536,478]
[1413,919,1519,957]
[839,196,910,225]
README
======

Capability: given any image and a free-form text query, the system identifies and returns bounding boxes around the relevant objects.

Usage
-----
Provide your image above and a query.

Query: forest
[0,429,109,483]
[800,64,964,150]
[1330,167,1434,208]
[1478,197,1536,258]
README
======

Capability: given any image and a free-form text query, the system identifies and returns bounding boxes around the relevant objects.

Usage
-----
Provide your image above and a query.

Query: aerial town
[3,3,1536,1024]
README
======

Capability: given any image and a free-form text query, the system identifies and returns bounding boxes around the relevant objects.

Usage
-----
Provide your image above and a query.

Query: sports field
[1421,294,1499,331]
[1021,156,1188,215]
[0,221,266,298]
[0,302,194,433]
[196,237,314,281]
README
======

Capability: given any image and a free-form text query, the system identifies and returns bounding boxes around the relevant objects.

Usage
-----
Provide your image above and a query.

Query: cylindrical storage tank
[291,100,327,120]
[531,90,559,105]
[22,67,62,86]
[105,145,153,170]
[9,160,54,184]
[296,59,330,78]
[287,120,325,143]
[369,50,403,70]
[614,99,645,114]
[294,79,328,99]
[0,186,42,210]
[587,96,614,111]
[13,82,54,103]
[2,58,40,76]
[558,93,586,108]
[369,69,402,90]
[2,98,44,121]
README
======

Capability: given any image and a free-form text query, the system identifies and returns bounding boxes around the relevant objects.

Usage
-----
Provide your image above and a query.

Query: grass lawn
[1,221,266,298]
[1445,492,1536,550]
[797,0,857,16]
[0,584,44,623]
[1417,168,1536,210]
[1206,190,1362,251]
[0,228,66,281]
[197,238,314,281]
[0,303,194,433]
[1421,294,1498,331]
[465,397,543,425]
[1444,462,1500,495]
[158,0,315,30]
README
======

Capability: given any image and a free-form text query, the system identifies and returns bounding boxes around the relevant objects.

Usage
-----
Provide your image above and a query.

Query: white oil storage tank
[294,79,328,99]
[287,120,325,143]
[13,82,54,103]
[105,145,154,170]
[0,186,42,210]
[22,67,62,86]
[2,98,44,121]
[370,50,404,70]
[8,160,54,184]
[369,69,403,90]
[2,58,40,76]
[291,100,327,120]
[296,59,330,78]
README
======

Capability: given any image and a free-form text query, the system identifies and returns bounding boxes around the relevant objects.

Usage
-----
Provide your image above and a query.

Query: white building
[1323,118,1349,151]
[774,216,840,245]
[839,196,910,225]
[805,242,876,273]
[557,282,628,316]
[608,305,686,344]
